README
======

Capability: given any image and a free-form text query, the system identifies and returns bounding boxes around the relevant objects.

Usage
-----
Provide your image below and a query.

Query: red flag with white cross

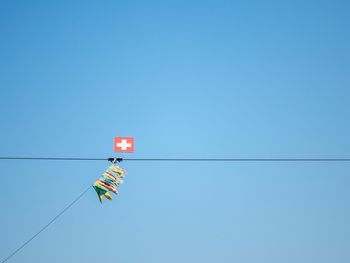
[114,137,135,153]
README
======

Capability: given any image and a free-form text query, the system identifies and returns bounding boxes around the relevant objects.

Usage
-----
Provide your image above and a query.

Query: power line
[123,158,350,162]
[1,157,350,162]
[1,185,91,263]
[0,157,108,161]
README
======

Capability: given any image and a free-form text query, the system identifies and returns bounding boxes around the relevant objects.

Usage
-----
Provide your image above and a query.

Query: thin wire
[0,157,107,161]
[1,185,92,263]
[123,158,350,162]
[1,157,350,162]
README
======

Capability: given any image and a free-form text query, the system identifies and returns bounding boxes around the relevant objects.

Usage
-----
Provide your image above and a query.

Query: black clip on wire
[108,157,123,163]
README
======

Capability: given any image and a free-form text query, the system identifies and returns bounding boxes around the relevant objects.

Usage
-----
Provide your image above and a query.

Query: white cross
[117,139,132,150]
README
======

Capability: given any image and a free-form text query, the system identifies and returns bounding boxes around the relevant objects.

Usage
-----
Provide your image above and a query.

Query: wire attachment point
[108,157,123,163]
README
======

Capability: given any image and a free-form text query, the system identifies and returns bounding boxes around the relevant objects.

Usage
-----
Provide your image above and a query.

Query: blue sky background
[1,0,350,262]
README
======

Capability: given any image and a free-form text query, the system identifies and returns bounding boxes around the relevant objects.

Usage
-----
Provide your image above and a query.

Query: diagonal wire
[1,185,92,263]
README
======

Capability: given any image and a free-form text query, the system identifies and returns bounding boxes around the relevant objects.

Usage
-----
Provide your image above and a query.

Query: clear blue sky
[1,0,350,262]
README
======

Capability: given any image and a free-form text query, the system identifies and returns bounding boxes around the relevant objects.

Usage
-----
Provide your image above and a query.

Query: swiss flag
[114,137,134,153]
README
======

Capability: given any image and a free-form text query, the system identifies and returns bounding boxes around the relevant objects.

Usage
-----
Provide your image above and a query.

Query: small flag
[114,137,134,153]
